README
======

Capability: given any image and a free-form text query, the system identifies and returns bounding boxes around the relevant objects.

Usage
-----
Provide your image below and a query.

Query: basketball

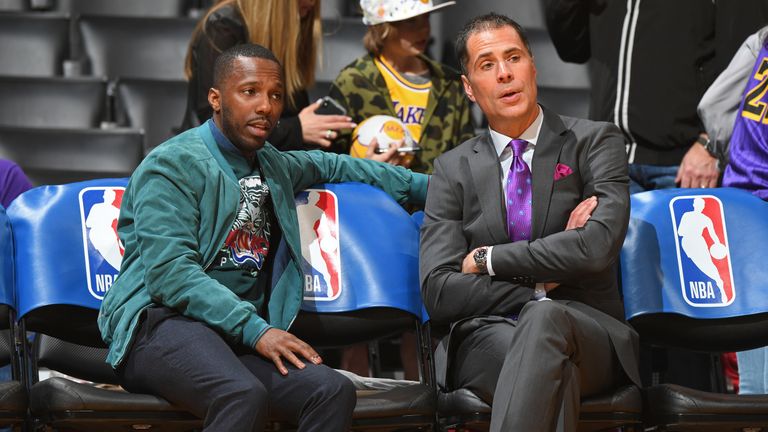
[710,243,727,260]
[349,115,416,158]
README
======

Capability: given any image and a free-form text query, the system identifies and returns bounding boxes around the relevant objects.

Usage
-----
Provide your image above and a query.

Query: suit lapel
[531,107,568,239]
[469,133,509,245]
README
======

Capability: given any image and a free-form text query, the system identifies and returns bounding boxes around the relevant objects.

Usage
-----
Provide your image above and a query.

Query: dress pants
[117,307,356,432]
[451,300,623,432]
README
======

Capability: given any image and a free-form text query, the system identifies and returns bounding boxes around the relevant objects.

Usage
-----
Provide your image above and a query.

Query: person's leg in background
[737,347,768,394]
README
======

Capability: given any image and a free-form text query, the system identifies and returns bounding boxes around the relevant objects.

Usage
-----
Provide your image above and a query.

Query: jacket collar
[468,105,568,242]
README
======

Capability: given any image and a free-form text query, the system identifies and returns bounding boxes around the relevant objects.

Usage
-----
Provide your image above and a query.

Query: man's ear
[461,75,476,102]
[208,87,221,113]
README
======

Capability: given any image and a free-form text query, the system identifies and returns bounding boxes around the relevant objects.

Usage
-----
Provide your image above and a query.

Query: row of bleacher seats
[0,13,197,79]
[0,0,213,17]
[0,76,187,152]
[0,12,369,82]
[4,180,768,430]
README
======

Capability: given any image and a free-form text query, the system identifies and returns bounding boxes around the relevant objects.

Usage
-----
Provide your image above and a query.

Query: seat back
[289,183,423,347]
[316,18,367,82]
[9,179,128,347]
[53,0,189,17]
[0,0,26,12]
[114,78,187,153]
[77,15,196,80]
[0,204,27,425]
[0,126,143,186]
[0,205,15,322]
[0,13,69,76]
[0,76,108,129]
[621,187,768,352]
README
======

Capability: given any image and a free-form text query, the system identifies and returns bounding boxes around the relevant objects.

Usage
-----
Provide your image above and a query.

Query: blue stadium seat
[9,178,202,431]
[279,182,437,430]
[0,204,29,427]
[9,180,436,431]
[621,187,768,431]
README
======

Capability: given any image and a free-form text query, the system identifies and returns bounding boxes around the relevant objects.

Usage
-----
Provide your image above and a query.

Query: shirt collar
[207,118,259,168]
[489,105,544,157]
[207,119,242,157]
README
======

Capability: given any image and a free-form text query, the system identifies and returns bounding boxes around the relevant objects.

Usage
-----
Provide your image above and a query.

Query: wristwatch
[696,134,717,158]
[473,246,489,274]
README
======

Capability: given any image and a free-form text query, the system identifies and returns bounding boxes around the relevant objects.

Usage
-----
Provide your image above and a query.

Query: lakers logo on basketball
[670,195,735,307]
[350,115,416,158]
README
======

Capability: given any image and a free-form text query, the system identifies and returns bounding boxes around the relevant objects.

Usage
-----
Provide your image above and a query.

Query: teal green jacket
[98,123,428,368]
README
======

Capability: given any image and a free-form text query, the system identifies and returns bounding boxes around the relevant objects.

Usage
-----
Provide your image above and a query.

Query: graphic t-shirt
[206,120,277,314]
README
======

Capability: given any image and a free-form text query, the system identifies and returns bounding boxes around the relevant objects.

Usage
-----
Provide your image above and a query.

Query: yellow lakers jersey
[374,56,432,143]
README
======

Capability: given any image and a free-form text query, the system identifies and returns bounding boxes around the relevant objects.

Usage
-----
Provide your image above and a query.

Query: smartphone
[315,96,347,115]
[374,146,422,154]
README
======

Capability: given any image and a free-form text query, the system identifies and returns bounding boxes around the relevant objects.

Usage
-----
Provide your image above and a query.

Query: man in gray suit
[420,13,642,431]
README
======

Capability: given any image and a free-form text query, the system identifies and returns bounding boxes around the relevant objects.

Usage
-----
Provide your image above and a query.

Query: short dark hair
[455,13,533,75]
[212,43,282,88]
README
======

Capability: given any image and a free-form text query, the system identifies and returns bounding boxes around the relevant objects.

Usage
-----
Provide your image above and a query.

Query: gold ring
[325,129,333,140]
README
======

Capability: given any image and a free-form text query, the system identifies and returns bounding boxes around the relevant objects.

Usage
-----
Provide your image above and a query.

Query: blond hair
[184,0,322,110]
[363,22,396,56]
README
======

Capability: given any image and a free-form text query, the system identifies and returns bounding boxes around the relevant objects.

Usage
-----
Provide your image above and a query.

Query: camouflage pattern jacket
[329,54,475,174]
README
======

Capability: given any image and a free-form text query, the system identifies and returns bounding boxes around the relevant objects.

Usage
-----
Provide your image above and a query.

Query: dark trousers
[451,301,624,432]
[117,308,356,432]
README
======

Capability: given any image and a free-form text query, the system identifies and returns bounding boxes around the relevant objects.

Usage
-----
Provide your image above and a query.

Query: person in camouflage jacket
[328,52,475,174]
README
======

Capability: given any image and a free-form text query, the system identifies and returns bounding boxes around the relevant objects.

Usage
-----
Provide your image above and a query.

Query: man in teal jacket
[97,44,427,432]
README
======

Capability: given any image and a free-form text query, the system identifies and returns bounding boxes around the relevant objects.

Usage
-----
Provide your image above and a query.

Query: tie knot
[508,139,528,157]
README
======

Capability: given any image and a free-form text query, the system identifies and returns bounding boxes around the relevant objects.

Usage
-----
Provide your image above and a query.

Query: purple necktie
[505,139,532,242]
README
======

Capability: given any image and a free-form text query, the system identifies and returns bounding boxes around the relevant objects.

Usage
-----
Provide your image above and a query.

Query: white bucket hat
[360,0,456,26]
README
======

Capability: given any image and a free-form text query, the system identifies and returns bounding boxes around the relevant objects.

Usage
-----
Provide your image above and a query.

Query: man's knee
[312,367,356,412]
[211,376,268,413]
[519,301,572,336]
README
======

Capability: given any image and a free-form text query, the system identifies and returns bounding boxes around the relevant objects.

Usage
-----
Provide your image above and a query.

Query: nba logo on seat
[669,195,735,307]
[78,187,125,300]
[296,189,341,301]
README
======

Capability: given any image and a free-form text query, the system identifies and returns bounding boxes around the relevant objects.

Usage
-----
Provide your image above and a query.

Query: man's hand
[566,196,597,230]
[676,138,719,188]
[462,247,483,274]
[365,138,412,167]
[298,100,356,148]
[254,328,322,376]
[546,196,598,291]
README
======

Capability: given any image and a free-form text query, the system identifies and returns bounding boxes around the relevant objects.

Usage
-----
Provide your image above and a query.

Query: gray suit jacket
[419,106,641,387]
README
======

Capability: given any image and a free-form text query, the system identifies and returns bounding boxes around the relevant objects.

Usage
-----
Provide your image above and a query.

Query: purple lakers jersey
[723,37,768,200]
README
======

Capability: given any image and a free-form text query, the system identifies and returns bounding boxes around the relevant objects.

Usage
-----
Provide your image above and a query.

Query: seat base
[438,385,643,432]
[645,383,768,431]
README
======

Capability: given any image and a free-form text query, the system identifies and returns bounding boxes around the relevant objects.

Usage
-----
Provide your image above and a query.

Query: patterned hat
[360,0,456,26]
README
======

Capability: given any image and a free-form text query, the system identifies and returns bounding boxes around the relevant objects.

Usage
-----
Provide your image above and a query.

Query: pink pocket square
[554,163,573,180]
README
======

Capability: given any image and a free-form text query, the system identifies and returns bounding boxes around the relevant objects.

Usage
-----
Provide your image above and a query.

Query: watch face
[474,247,487,263]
